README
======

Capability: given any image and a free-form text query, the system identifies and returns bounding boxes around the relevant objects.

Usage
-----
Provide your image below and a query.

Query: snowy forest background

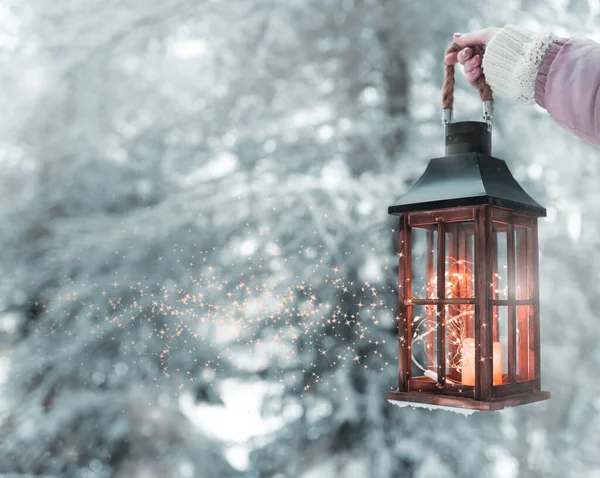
[1,0,600,477]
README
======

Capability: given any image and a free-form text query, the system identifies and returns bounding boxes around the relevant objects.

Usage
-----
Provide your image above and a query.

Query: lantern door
[488,206,540,398]
[397,207,478,398]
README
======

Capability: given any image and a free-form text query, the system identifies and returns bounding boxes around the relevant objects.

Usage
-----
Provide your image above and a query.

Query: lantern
[387,44,550,412]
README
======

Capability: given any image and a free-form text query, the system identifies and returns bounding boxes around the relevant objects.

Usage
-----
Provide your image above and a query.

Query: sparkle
[32,247,394,399]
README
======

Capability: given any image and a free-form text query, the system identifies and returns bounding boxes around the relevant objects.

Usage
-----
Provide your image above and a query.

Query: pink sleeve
[535,37,600,146]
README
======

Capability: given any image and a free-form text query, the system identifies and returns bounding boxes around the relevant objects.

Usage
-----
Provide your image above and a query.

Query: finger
[457,47,472,65]
[444,51,459,65]
[454,29,489,48]
[467,67,482,85]
[464,54,481,74]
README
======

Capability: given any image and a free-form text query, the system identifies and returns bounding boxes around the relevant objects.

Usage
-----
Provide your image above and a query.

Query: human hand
[443,27,501,87]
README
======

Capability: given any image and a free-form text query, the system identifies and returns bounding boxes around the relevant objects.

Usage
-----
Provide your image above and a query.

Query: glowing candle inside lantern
[461,338,475,385]
[493,342,503,386]
[461,338,503,385]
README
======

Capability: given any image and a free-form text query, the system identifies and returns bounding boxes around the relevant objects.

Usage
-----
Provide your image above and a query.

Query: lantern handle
[442,42,494,132]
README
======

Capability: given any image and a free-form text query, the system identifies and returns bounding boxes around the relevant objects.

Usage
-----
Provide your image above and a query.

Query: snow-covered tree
[1,0,600,477]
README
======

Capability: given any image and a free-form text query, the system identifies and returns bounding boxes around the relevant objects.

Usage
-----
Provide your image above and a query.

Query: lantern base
[386,390,550,412]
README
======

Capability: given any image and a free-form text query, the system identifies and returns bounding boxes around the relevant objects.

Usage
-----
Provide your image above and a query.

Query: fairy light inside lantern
[386,43,550,412]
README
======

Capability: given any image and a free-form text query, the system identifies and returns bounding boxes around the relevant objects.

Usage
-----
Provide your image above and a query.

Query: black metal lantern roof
[389,121,546,217]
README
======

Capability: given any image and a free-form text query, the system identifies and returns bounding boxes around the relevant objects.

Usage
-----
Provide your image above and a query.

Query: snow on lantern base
[387,390,551,412]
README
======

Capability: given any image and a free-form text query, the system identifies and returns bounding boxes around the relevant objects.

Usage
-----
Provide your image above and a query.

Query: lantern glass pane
[493,224,509,300]
[410,226,437,299]
[515,226,529,300]
[446,304,475,384]
[410,305,437,378]
[493,305,508,386]
[516,305,535,381]
[444,222,475,299]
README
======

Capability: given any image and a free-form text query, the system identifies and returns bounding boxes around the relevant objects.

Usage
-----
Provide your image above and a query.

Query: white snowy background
[0,1,599,477]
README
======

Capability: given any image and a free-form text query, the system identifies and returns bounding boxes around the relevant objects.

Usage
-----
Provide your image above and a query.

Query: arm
[451,26,600,146]
[534,37,600,146]
[483,25,600,146]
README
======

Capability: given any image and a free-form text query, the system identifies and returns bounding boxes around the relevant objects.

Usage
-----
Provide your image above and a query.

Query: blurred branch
[301,196,344,264]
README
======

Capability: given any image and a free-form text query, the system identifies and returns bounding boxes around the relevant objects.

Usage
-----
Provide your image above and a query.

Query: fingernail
[454,32,462,37]
[463,48,470,56]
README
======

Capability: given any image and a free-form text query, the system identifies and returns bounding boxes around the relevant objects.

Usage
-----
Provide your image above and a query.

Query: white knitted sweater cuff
[482,25,558,104]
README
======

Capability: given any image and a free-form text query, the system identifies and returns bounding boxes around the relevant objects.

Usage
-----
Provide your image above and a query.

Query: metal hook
[483,100,493,133]
[442,108,453,126]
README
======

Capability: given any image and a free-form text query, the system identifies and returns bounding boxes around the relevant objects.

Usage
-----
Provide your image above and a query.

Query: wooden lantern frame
[387,205,550,411]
